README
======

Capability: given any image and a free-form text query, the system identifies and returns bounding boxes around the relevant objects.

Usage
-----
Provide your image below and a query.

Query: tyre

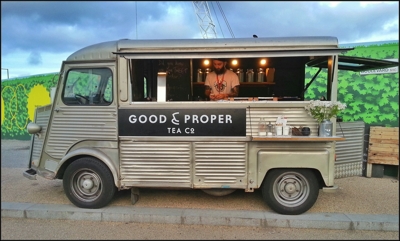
[201,188,236,196]
[261,169,319,215]
[63,157,116,209]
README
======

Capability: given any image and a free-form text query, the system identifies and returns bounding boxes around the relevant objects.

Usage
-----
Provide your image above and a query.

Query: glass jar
[257,68,264,82]
[246,69,254,82]
[258,117,267,136]
[267,121,275,136]
[236,68,244,82]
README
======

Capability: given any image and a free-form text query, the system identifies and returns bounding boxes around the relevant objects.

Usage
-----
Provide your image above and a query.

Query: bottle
[246,69,254,82]
[258,118,267,136]
[257,68,264,82]
[196,69,203,82]
[236,68,244,82]
[205,68,211,76]
[267,121,273,136]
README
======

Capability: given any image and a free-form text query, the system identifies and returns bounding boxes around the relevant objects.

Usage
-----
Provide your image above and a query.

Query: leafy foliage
[1,74,59,139]
[305,42,399,127]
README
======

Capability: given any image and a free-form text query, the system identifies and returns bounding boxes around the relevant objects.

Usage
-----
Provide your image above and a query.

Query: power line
[216,1,235,38]
[209,2,224,38]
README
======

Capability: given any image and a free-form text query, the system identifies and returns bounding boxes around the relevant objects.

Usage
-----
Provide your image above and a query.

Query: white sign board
[360,59,398,75]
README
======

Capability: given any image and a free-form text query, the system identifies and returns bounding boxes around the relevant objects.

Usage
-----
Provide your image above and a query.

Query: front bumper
[23,168,37,180]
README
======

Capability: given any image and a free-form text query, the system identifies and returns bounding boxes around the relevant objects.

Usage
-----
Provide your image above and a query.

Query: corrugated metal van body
[118,102,333,189]
[29,105,52,172]
[44,105,118,159]
[120,141,247,189]
[334,121,365,178]
[29,97,335,189]
[29,104,119,179]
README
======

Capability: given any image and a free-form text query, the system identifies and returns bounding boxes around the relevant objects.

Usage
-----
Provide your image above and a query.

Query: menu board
[158,59,191,101]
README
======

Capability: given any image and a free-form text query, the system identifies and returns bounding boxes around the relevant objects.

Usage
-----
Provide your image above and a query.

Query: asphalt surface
[1,139,399,232]
[2,202,399,232]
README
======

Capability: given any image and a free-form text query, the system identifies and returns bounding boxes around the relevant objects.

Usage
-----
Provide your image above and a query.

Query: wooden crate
[367,126,399,166]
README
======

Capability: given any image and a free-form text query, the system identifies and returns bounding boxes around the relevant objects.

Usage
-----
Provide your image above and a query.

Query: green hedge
[304,42,399,127]
[1,74,59,140]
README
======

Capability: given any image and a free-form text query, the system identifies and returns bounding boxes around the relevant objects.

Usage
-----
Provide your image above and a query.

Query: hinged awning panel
[113,48,354,59]
[307,56,399,72]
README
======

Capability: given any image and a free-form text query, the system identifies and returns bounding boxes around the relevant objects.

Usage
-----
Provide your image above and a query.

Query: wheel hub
[284,182,297,194]
[82,178,94,190]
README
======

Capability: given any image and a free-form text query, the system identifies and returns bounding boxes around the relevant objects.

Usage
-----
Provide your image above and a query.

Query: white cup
[283,126,290,136]
[276,126,283,136]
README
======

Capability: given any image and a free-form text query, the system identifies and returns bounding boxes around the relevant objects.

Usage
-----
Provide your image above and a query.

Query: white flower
[305,100,346,123]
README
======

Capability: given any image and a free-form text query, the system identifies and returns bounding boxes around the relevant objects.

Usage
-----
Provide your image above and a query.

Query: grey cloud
[209,1,398,43]
[27,51,42,65]
[1,1,398,58]
[1,1,199,56]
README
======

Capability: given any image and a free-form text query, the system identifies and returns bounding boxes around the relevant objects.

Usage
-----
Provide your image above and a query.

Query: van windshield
[62,68,113,105]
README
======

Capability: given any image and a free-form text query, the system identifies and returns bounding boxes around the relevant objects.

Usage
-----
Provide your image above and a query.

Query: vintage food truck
[23,36,397,215]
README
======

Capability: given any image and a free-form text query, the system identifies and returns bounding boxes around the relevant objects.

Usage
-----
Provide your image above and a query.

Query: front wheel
[63,157,116,209]
[261,169,319,215]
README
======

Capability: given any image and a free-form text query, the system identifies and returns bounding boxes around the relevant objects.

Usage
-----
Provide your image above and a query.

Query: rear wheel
[261,169,319,215]
[63,157,116,209]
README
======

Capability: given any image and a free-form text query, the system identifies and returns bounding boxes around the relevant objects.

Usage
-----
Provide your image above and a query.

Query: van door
[43,63,118,167]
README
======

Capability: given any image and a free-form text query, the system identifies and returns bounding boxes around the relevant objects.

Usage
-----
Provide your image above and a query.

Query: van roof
[66,36,343,61]
[65,37,397,72]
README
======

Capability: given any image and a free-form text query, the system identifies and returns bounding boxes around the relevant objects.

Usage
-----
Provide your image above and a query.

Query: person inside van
[204,58,240,101]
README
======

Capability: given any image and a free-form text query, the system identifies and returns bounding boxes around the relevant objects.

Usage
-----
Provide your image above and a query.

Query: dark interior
[130,57,316,102]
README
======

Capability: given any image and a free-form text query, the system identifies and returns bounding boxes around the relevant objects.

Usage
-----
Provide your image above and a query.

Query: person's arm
[205,85,213,100]
[225,72,240,98]
[228,86,239,97]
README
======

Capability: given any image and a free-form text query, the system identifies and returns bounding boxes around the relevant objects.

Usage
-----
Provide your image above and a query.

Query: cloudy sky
[1,1,398,79]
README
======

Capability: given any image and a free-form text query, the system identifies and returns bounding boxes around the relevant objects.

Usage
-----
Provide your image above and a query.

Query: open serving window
[114,38,397,103]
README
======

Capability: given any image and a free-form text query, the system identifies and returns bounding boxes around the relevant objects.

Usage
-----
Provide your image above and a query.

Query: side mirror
[27,122,42,134]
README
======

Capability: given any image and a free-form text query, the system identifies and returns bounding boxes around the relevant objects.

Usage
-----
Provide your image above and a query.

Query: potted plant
[304,100,347,136]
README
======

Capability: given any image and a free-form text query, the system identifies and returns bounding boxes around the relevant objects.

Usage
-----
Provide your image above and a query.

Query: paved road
[2,217,399,240]
[1,139,399,233]
[2,201,399,232]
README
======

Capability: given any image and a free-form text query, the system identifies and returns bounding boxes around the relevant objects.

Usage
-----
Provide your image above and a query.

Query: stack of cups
[276,125,283,136]
[283,126,291,136]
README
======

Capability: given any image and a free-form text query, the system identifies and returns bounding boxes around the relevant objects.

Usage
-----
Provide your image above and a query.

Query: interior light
[204,59,210,66]
[260,59,267,65]
[231,59,238,66]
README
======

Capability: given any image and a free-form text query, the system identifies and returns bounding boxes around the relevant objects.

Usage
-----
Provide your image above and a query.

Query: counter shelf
[252,136,346,142]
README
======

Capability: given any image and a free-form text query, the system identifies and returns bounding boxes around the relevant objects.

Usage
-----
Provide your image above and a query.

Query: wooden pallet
[367,126,399,166]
